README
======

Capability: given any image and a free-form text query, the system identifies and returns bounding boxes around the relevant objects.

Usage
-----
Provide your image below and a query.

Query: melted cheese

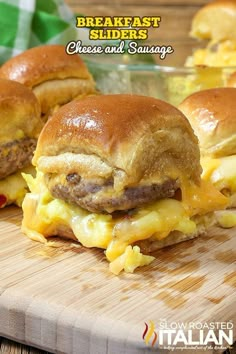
[201,155,236,207]
[181,179,229,214]
[201,157,221,181]
[0,166,35,207]
[22,171,228,274]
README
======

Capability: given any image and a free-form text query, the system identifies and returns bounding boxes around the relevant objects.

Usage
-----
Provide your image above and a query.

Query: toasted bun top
[179,88,236,157]
[34,94,201,189]
[0,79,42,143]
[0,45,92,88]
[190,0,236,41]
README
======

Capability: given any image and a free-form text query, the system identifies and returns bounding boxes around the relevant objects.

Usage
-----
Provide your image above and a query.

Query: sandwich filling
[22,170,228,274]
[45,172,179,213]
[201,155,236,207]
[0,166,35,207]
[186,40,236,67]
[0,137,37,207]
[0,137,36,179]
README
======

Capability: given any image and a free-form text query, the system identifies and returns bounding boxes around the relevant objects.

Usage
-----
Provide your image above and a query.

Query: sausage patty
[0,138,37,179]
[45,173,180,213]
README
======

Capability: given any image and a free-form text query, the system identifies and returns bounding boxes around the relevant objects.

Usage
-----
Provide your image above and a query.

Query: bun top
[179,88,236,157]
[0,45,92,87]
[34,94,201,188]
[0,78,42,143]
[190,0,236,41]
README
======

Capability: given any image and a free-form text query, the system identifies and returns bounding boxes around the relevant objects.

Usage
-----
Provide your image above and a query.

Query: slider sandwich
[190,0,236,42]
[179,87,236,208]
[186,0,236,67]
[22,95,228,274]
[0,45,96,121]
[0,79,43,207]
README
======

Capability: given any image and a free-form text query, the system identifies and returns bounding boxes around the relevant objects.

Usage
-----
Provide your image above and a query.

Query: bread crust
[190,0,236,41]
[179,88,236,157]
[33,78,97,117]
[34,94,201,190]
[0,45,96,119]
[0,45,93,87]
[0,78,42,144]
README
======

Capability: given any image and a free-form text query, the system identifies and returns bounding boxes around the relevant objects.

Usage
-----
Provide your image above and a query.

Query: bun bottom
[48,213,214,253]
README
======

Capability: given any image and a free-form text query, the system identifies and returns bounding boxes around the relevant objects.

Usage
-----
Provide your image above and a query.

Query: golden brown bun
[0,78,42,144]
[34,94,201,191]
[190,0,236,41]
[0,45,96,118]
[33,78,97,119]
[179,88,236,157]
[0,45,92,86]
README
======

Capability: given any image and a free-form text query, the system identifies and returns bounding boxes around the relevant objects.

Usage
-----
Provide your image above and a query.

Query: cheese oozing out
[0,166,35,207]
[21,171,228,274]
[201,155,236,208]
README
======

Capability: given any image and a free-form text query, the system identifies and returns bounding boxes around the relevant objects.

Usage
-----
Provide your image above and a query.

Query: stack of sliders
[179,88,236,227]
[0,45,96,121]
[21,94,228,274]
[186,0,236,67]
[0,79,43,208]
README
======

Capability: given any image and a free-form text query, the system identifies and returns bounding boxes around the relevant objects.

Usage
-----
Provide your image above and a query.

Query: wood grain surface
[1,337,235,354]
[0,206,235,354]
[1,1,235,351]
[0,337,52,353]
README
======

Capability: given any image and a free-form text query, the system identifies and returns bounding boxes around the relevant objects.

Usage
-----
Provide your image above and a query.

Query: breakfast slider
[21,94,228,274]
[190,0,236,42]
[186,0,236,67]
[0,79,43,208]
[0,45,96,121]
[179,87,236,208]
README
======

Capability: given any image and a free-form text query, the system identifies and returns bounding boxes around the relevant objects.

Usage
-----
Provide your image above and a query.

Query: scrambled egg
[201,155,236,208]
[167,40,236,106]
[21,171,228,275]
[166,66,224,107]
[217,211,236,228]
[186,40,236,67]
[0,166,35,207]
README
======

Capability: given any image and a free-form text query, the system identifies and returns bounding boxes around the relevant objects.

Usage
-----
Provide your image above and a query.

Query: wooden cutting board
[0,206,235,354]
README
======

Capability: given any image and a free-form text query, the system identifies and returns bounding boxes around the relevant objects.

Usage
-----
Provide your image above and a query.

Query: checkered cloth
[0,0,78,64]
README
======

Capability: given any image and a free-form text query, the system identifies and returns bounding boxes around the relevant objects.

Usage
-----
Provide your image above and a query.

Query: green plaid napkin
[0,0,78,64]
